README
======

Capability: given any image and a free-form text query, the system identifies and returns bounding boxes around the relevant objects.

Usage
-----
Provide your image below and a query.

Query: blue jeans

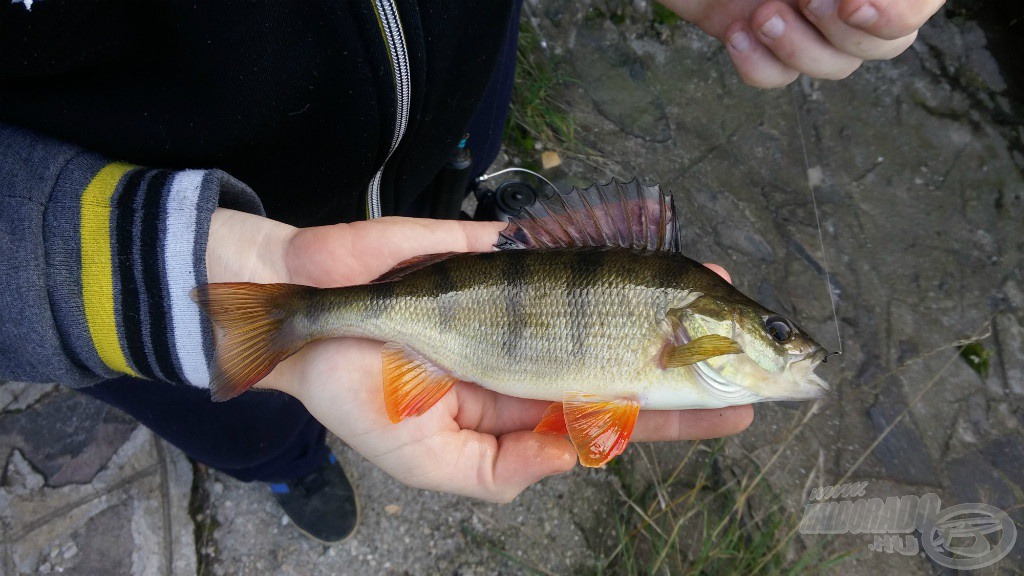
[79,376,329,482]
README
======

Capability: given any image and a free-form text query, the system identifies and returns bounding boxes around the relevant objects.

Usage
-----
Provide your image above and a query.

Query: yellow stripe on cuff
[81,162,138,377]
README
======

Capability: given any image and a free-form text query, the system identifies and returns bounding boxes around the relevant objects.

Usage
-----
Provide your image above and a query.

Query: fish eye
[765,316,793,343]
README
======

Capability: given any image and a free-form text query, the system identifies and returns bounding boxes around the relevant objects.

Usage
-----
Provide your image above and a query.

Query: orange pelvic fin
[562,392,640,468]
[382,343,458,423]
[191,283,312,401]
[533,402,568,435]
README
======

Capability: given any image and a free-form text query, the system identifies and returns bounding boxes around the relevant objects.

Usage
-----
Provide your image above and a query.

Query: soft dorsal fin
[371,252,460,283]
[496,178,680,253]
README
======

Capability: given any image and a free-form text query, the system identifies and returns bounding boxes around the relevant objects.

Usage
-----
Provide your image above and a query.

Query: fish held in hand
[192,180,830,467]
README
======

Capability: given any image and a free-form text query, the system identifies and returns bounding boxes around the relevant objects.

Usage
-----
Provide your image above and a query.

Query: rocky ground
[2,2,1021,575]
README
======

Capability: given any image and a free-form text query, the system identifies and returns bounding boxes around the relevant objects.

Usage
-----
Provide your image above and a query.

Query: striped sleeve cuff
[45,154,264,389]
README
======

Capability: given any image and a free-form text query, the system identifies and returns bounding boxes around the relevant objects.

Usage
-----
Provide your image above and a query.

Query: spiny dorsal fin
[496,178,680,253]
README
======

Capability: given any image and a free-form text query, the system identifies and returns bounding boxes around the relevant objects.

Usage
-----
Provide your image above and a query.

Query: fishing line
[790,85,843,357]
[477,167,560,196]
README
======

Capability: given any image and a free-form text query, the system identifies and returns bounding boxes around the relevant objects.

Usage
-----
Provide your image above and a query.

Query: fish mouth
[796,348,831,393]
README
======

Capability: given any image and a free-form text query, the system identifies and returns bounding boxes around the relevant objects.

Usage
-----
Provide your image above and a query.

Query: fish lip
[811,348,828,365]
[793,346,826,367]
[789,346,825,366]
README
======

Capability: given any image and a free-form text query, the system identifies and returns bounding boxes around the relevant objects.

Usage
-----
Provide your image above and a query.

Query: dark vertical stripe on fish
[432,258,457,330]
[567,250,602,358]
[501,251,527,362]
[363,280,395,321]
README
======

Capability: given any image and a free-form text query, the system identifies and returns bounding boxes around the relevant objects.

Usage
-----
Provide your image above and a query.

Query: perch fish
[192,180,830,467]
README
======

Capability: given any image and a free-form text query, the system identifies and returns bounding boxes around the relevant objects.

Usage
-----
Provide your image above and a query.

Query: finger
[724,20,800,88]
[287,218,505,286]
[484,431,577,503]
[751,2,863,81]
[259,337,387,416]
[346,217,504,281]
[451,382,555,435]
[801,0,916,60]
[838,0,944,41]
[397,429,576,503]
[631,405,755,441]
[357,217,506,254]
[703,263,731,284]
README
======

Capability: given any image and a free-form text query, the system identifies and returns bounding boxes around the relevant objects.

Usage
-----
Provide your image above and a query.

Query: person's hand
[660,0,944,87]
[206,209,754,502]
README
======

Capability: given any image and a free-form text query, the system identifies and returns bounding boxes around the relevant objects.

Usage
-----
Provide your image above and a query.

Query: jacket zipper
[367,0,411,219]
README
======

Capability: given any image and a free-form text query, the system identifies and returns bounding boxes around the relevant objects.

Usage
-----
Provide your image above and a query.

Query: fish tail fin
[191,282,312,401]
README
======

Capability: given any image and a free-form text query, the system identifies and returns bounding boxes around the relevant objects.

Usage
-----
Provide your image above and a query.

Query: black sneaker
[270,453,359,543]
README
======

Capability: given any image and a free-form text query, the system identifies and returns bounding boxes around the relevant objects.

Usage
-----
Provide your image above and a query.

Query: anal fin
[382,343,457,423]
[562,392,640,468]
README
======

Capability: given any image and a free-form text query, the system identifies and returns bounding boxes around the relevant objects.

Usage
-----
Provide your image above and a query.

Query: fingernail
[728,31,752,52]
[847,3,878,26]
[806,0,837,18]
[760,15,785,40]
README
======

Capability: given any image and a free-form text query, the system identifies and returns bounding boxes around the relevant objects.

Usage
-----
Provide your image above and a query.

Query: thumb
[484,432,577,503]
[703,262,732,284]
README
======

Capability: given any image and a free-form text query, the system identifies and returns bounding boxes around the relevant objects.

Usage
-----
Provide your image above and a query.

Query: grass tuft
[595,437,850,575]
[651,4,681,27]
[504,19,577,163]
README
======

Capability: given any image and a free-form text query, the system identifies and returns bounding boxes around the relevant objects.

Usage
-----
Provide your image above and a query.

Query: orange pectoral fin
[533,402,568,435]
[382,343,458,423]
[562,392,640,468]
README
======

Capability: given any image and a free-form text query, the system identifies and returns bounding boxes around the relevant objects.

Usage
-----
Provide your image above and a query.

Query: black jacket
[1,0,514,225]
[0,1,513,388]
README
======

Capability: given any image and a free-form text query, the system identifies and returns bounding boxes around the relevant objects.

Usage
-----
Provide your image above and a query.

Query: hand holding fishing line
[662,0,944,87]
[206,208,753,502]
